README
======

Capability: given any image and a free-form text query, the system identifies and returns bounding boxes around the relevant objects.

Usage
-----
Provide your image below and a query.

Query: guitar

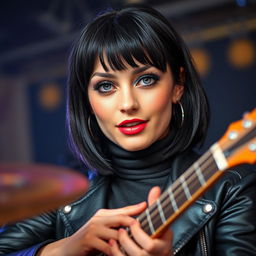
[98,109,256,255]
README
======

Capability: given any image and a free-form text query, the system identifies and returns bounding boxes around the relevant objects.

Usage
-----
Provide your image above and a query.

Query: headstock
[218,109,256,168]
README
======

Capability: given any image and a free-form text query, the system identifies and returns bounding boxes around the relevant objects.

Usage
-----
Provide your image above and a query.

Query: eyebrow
[91,65,152,79]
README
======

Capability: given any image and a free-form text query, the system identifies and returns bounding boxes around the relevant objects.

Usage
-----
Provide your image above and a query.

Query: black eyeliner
[93,81,112,91]
[134,73,160,86]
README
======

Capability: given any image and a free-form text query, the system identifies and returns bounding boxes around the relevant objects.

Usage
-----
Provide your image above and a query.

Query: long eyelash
[93,81,112,91]
[136,73,160,85]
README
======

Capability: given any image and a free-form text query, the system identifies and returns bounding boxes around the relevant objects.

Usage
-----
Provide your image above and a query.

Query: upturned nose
[119,87,139,114]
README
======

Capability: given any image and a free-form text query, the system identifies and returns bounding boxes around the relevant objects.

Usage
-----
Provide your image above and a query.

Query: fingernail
[119,228,125,234]
[109,239,115,247]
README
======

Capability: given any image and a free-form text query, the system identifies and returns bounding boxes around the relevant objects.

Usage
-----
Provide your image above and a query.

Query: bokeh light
[227,38,255,69]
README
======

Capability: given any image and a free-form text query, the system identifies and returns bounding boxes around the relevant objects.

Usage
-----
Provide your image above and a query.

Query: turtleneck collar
[105,132,174,180]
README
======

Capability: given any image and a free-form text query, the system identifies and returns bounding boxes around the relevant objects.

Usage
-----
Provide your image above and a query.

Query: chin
[123,145,146,152]
[119,138,153,152]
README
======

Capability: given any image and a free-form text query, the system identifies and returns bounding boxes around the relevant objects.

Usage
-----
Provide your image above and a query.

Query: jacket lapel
[59,176,110,235]
[171,198,216,254]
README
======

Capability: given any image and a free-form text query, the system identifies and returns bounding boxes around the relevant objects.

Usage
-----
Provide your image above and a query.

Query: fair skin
[37,59,183,256]
[88,59,184,151]
[38,187,172,256]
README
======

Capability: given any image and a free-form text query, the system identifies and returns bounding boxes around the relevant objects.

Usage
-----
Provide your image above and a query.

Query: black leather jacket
[0,152,256,255]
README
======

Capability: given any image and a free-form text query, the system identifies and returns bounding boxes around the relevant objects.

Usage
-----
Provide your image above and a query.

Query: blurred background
[0,0,255,167]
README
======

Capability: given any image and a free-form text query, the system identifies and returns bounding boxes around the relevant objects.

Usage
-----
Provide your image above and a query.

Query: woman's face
[88,59,184,151]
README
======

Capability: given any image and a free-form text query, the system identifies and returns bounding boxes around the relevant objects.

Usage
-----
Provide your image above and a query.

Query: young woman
[0,5,255,256]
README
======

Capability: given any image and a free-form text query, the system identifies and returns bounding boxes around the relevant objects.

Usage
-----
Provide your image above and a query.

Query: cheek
[91,102,104,119]
[145,88,172,113]
[88,94,110,121]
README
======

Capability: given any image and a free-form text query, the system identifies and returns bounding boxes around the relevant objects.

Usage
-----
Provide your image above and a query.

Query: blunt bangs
[84,8,173,74]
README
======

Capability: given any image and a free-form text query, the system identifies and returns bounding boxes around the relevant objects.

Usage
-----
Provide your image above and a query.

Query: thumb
[148,186,161,206]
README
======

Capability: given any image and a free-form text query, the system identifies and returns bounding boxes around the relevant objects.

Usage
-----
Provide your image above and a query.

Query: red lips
[117,119,148,135]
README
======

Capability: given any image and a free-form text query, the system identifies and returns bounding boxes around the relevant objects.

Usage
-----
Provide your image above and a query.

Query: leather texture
[0,151,256,256]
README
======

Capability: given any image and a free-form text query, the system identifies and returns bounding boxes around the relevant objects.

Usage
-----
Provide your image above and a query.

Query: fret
[152,213,164,232]
[167,187,178,212]
[198,151,220,182]
[180,175,191,199]
[141,223,151,236]
[157,198,166,223]
[138,207,162,236]
[160,193,175,219]
[137,211,151,235]
[146,208,155,234]
[185,169,202,196]
[194,162,206,186]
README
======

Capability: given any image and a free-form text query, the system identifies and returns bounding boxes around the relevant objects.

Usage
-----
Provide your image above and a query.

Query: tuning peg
[243,119,253,128]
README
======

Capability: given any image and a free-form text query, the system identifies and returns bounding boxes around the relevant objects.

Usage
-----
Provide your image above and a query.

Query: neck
[105,132,175,180]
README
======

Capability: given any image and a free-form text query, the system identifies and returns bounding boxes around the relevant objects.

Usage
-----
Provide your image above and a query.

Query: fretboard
[136,143,227,238]
[97,109,256,256]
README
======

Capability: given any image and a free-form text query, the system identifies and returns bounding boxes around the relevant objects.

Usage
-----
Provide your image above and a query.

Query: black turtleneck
[106,133,175,209]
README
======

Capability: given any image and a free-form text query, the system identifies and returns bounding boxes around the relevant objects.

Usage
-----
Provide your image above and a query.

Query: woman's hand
[109,186,173,256]
[37,202,147,256]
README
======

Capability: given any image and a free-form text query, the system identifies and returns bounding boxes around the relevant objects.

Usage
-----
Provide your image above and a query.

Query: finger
[95,214,137,228]
[130,220,172,254]
[161,228,173,241]
[93,226,119,240]
[118,228,142,256]
[109,239,124,256]
[130,220,154,252]
[83,215,136,242]
[87,237,112,256]
[155,229,173,255]
[148,186,161,206]
[96,202,147,217]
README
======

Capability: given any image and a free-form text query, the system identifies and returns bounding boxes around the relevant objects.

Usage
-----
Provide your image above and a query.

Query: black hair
[67,4,210,175]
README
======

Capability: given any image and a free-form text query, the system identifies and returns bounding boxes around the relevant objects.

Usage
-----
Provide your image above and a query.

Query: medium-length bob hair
[67,4,210,175]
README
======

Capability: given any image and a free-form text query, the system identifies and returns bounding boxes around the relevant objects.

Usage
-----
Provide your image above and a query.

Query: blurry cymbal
[0,163,88,224]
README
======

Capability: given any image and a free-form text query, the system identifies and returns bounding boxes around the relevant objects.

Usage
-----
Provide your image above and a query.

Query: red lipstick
[117,119,148,135]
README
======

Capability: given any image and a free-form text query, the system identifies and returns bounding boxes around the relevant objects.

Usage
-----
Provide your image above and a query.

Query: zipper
[173,247,180,255]
[199,229,208,256]
[173,243,185,256]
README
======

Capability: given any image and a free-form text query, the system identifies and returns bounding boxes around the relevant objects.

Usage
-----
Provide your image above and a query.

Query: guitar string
[137,149,219,234]
[138,155,216,234]
[98,122,255,254]
[137,149,213,223]
[110,146,216,239]
[139,124,255,234]
[97,124,255,254]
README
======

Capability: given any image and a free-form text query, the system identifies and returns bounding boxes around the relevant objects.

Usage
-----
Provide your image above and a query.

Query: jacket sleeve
[214,166,256,255]
[0,211,56,255]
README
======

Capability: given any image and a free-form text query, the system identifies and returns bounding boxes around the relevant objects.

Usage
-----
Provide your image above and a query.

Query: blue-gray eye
[136,74,160,87]
[94,82,114,93]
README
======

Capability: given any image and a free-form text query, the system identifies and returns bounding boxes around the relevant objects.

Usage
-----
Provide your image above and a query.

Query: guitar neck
[131,111,256,238]
[97,109,256,255]
[136,143,228,238]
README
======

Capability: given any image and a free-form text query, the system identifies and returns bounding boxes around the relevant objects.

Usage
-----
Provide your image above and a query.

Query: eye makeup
[134,73,160,88]
[93,81,116,94]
